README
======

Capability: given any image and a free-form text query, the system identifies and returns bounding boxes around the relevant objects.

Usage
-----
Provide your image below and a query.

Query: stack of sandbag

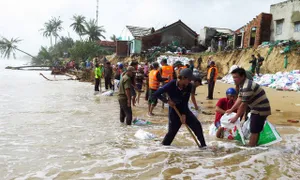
[222,66,300,92]
[157,55,192,66]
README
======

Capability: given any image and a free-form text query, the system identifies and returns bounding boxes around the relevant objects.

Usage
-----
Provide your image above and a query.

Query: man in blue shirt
[152,68,207,147]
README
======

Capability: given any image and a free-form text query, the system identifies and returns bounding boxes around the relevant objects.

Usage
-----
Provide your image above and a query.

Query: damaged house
[235,13,272,48]
[198,27,234,51]
[141,20,198,51]
[116,20,198,56]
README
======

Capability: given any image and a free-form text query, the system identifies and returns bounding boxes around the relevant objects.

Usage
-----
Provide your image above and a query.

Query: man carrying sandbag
[226,68,271,147]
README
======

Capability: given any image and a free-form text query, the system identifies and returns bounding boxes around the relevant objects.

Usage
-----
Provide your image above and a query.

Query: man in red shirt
[214,88,237,128]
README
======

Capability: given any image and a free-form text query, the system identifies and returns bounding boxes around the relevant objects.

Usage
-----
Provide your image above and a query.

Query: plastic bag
[134,129,156,140]
[209,123,217,136]
[133,118,152,125]
[101,90,114,96]
[114,80,120,92]
[242,114,282,146]
[220,113,246,144]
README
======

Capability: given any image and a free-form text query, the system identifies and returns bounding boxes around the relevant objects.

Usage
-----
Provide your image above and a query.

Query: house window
[295,21,300,32]
[276,19,284,35]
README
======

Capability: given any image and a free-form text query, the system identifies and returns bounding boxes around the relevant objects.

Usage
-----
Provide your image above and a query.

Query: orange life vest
[176,66,187,77]
[149,70,160,90]
[161,65,174,82]
[207,66,218,81]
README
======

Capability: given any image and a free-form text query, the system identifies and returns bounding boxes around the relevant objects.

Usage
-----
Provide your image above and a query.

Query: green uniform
[118,74,131,100]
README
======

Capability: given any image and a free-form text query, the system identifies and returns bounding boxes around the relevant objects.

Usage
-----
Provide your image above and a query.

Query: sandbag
[134,129,156,140]
[220,113,246,145]
[209,123,217,136]
[242,114,282,146]
[101,90,114,96]
[133,118,152,125]
[114,79,120,92]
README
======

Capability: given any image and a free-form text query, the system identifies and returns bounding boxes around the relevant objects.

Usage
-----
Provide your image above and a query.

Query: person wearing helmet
[148,62,168,117]
[214,88,237,129]
[190,71,203,110]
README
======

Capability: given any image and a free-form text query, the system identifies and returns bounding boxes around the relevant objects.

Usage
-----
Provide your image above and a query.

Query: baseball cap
[127,66,136,72]
[180,68,195,80]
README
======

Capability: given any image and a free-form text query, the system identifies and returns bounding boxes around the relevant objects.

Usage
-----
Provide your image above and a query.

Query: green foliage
[0,37,22,59]
[110,34,117,42]
[40,16,63,46]
[0,36,35,59]
[33,46,53,65]
[69,41,111,63]
[82,19,106,41]
[70,15,86,40]
[50,36,74,57]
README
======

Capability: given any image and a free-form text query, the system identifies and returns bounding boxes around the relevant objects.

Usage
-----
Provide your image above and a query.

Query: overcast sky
[0,0,284,57]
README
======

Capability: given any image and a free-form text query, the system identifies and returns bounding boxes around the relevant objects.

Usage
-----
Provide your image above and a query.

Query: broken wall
[243,13,272,48]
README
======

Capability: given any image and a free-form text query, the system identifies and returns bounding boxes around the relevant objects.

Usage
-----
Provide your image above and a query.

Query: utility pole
[96,0,99,25]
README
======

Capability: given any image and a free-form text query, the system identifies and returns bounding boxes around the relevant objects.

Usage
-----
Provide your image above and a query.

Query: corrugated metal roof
[126,26,154,38]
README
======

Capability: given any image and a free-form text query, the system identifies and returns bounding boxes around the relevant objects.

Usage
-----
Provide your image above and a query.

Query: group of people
[94,55,271,147]
[249,54,265,76]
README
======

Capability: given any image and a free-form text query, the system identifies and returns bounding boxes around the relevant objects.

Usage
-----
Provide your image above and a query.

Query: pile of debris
[222,68,300,92]
[157,55,194,66]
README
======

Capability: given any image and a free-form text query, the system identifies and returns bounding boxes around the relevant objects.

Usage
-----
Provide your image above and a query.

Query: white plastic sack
[220,113,246,144]
[134,129,156,140]
[209,123,218,136]
[101,90,114,96]
[114,79,120,92]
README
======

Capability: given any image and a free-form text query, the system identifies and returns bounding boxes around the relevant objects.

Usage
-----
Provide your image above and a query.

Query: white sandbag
[209,123,217,136]
[220,113,246,144]
[114,79,120,92]
[101,90,114,96]
[134,129,156,140]
[220,113,240,129]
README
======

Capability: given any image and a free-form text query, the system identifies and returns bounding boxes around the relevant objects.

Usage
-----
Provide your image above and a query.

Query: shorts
[148,89,158,105]
[131,85,136,97]
[250,113,267,134]
[136,83,142,92]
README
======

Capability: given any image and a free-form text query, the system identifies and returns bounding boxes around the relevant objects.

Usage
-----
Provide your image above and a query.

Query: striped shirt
[239,79,271,116]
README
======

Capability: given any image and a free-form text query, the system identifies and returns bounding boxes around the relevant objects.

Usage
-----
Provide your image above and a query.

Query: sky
[0,0,284,57]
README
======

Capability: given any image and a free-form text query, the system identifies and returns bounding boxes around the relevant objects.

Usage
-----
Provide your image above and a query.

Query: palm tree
[40,21,55,46]
[110,34,117,42]
[70,15,86,40]
[0,37,36,59]
[51,17,63,45]
[83,19,106,41]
